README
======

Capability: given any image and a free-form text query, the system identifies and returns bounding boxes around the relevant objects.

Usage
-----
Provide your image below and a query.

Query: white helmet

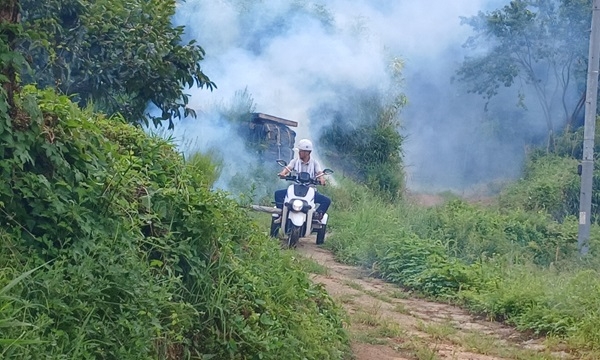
[297,139,313,152]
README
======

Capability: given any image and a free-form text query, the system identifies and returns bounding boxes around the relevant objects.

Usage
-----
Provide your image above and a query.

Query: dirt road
[295,239,570,360]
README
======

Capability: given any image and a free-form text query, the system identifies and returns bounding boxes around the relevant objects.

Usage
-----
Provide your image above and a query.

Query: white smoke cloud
[169,0,540,192]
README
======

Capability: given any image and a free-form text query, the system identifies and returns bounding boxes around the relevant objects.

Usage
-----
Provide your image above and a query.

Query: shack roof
[251,113,298,127]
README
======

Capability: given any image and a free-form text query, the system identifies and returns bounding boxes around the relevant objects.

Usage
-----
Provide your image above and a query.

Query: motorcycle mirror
[315,169,334,179]
[276,159,288,167]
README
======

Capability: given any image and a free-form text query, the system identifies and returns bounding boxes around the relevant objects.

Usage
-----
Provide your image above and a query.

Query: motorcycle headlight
[291,199,304,211]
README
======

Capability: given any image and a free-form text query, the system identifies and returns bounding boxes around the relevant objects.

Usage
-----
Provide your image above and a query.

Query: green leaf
[0,263,46,297]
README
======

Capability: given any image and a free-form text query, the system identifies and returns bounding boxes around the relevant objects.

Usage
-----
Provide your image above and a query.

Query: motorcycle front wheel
[288,224,302,249]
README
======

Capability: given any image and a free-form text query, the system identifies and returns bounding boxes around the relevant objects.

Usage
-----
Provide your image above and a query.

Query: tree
[17,0,215,128]
[0,0,22,115]
[457,0,592,149]
[318,58,407,200]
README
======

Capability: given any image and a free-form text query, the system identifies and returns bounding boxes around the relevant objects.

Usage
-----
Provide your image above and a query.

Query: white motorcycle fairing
[288,211,306,227]
[284,184,316,237]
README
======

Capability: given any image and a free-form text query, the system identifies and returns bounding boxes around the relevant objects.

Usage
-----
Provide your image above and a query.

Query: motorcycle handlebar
[282,175,324,185]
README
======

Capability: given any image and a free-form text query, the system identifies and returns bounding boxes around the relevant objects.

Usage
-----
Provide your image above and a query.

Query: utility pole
[578,0,600,256]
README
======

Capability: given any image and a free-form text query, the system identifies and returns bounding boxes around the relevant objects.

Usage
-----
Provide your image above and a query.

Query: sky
[166,0,540,193]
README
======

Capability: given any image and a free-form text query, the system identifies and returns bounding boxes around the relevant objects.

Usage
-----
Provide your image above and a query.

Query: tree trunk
[0,0,20,114]
[565,91,586,132]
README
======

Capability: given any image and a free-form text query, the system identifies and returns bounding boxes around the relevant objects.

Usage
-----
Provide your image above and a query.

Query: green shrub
[498,154,580,221]
[378,236,476,297]
[423,199,579,266]
[319,91,405,200]
[185,151,222,188]
[0,86,350,359]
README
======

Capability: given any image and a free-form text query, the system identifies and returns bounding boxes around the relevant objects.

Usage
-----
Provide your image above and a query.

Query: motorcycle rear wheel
[270,217,280,238]
[316,224,327,245]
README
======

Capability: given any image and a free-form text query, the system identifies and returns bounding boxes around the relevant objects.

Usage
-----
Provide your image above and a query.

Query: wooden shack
[243,113,297,162]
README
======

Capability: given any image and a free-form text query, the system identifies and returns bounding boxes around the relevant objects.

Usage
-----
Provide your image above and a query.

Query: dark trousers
[274,189,331,214]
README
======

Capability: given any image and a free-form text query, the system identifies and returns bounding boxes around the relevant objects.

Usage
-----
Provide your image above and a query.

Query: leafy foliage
[18,0,215,128]
[318,59,407,200]
[319,98,405,199]
[499,123,600,223]
[457,0,591,143]
[498,153,581,220]
[0,0,28,115]
[0,86,349,359]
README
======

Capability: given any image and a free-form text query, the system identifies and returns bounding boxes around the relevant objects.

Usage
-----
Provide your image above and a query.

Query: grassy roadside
[322,177,600,358]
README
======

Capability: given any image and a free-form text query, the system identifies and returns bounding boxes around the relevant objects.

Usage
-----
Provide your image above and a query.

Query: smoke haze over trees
[457,0,592,152]
[170,0,591,192]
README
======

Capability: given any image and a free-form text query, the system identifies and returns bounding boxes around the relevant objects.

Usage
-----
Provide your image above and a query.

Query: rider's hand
[278,173,286,179]
[320,178,326,186]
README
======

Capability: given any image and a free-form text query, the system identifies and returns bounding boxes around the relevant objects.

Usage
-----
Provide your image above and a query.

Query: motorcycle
[270,159,333,248]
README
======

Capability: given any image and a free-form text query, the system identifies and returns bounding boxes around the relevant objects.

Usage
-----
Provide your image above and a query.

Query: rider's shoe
[313,212,324,221]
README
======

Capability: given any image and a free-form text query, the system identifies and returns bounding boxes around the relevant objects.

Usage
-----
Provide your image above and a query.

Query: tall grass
[0,257,45,355]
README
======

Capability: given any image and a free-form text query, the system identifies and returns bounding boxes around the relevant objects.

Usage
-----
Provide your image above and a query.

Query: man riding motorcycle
[273,139,331,220]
